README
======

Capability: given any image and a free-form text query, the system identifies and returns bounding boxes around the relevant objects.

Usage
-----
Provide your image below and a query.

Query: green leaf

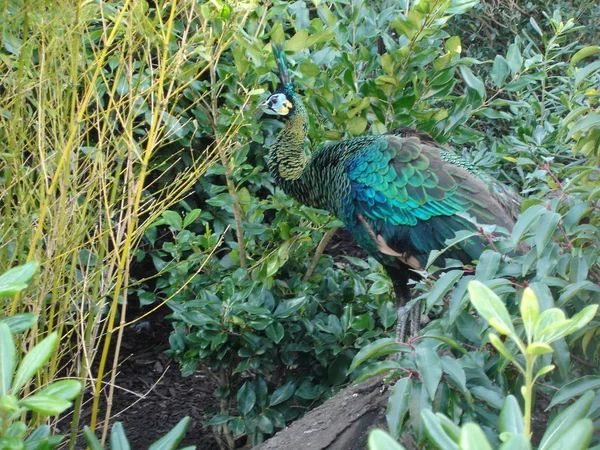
[0,323,16,396]
[512,205,544,246]
[328,354,351,385]
[421,409,459,450]
[182,209,201,228]
[459,66,486,100]
[387,377,412,439]
[347,117,368,136]
[285,30,308,52]
[257,414,274,434]
[273,297,307,319]
[506,44,523,75]
[489,333,516,365]
[499,395,524,435]
[445,36,461,55]
[527,342,553,356]
[12,332,58,393]
[354,360,403,383]
[498,434,531,450]
[441,356,468,395]
[348,338,409,373]
[368,429,406,450]
[491,56,510,87]
[416,346,442,399]
[19,394,72,415]
[162,211,183,231]
[0,262,39,297]
[574,61,600,87]
[421,335,467,354]
[544,419,593,450]
[540,391,594,450]
[237,381,256,415]
[534,364,555,381]
[520,287,539,344]
[425,270,463,313]
[547,377,600,409]
[468,280,515,335]
[570,46,600,67]
[148,416,191,450]
[534,211,560,257]
[529,17,543,36]
[269,380,296,406]
[83,426,104,450]
[459,423,493,450]
[0,314,37,333]
[37,380,82,401]
[110,422,131,450]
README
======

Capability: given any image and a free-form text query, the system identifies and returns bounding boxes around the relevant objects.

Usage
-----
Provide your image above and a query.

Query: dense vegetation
[1,0,599,449]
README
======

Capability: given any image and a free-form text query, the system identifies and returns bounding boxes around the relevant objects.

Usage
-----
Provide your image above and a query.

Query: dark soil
[84,309,220,449]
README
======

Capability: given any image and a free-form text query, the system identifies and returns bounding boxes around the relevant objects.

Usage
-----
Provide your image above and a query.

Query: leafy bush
[129,0,600,448]
[0,263,82,449]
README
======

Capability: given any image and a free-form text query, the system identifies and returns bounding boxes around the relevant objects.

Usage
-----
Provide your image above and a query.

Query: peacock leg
[395,302,411,343]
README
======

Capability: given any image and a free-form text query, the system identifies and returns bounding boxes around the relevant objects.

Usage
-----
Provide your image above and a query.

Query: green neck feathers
[267,91,310,183]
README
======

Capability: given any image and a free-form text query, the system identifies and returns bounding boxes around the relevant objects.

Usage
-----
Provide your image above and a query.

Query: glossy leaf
[459,422,493,450]
[422,409,459,450]
[540,391,593,450]
[468,280,515,335]
[237,381,256,415]
[416,346,442,399]
[544,419,593,450]
[37,380,82,401]
[12,332,58,393]
[499,395,524,435]
[387,377,412,439]
[520,287,539,344]
[148,416,191,450]
[0,262,39,298]
[459,66,486,100]
[0,314,37,334]
[368,429,406,450]
[19,394,72,415]
[110,422,131,450]
[348,338,409,373]
[269,380,296,406]
[0,323,15,396]
[547,377,600,409]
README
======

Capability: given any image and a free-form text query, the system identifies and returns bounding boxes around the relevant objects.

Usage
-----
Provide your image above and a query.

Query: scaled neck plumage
[267,93,310,183]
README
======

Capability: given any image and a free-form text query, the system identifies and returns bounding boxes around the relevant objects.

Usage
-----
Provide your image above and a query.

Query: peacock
[258,45,520,341]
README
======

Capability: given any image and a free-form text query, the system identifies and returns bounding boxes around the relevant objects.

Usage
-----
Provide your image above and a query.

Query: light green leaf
[445,36,461,55]
[498,434,531,450]
[110,422,131,450]
[570,46,600,66]
[148,417,191,450]
[0,314,37,333]
[459,66,486,100]
[368,429,406,450]
[37,380,82,401]
[347,117,368,136]
[459,422,493,450]
[489,334,517,365]
[19,394,72,415]
[544,419,593,450]
[0,262,39,298]
[506,44,523,75]
[520,287,538,344]
[0,323,16,396]
[421,409,459,450]
[499,395,524,435]
[534,211,561,257]
[83,426,104,450]
[527,342,553,356]
[468,280,515,336]
[387,377,412,439]
[540,391,594,450]
[534,365,555,381]
[12,332,58,393]
[574,61,600,87]
[286,30,308,52]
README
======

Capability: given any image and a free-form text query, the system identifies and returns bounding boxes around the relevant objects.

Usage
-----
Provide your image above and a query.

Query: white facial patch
[261,93,293,116]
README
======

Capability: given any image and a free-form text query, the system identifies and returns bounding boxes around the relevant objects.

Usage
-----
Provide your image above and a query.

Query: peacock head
[258,88,295,118]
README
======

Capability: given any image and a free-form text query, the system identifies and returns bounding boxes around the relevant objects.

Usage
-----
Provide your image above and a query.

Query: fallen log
[255,374,415,450]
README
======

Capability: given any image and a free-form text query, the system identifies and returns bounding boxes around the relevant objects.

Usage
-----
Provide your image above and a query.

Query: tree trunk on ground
[255,374,417,450]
